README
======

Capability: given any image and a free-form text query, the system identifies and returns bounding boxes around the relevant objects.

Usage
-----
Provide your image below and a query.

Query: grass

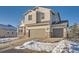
[0,36,28,49]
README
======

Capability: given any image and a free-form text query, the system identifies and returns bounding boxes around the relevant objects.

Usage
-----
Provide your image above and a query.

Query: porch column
[63,28,67,38]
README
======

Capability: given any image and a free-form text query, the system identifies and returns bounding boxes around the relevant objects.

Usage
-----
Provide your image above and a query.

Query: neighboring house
[18,7,68,41]
[0,24,17,38]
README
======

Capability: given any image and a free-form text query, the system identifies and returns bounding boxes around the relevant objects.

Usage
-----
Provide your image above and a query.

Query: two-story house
[18,7,68,41]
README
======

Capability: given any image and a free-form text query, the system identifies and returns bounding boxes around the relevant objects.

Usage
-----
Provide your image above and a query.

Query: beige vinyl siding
[35,7,51,22]
[25,11,37,24]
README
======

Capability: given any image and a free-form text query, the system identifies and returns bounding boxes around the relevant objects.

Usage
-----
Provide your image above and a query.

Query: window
[28,15,32,20]
[12,32,13,34]
[41,13,44,19]
[36,11,45,23]
[52,28,63,38]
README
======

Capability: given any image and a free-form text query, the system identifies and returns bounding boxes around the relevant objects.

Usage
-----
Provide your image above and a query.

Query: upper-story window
[41,13,44,19]
[36,11,45,23]
[28,15,32,20]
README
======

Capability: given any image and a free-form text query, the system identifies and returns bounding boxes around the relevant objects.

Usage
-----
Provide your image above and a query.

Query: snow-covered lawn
[0,37,19,44]
[15,40,79,53]
[52,40,79,53]
[15,40,57,52]
[67,41,79,53]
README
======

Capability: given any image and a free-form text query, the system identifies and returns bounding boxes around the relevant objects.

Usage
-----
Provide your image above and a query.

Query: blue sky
[0,6,79,27]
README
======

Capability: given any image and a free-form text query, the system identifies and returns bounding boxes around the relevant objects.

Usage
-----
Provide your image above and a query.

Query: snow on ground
[52,40,69,53]
[0,37,19,44]
[67,41,79,53]
[52,40,79,53]
[15,40,79,53]
[15,40,57,52]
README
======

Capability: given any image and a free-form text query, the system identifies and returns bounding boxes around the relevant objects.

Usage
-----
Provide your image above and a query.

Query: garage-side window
[53,28,63,38]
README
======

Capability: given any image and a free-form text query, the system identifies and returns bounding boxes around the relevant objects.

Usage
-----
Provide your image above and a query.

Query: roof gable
[25,7,55,15]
